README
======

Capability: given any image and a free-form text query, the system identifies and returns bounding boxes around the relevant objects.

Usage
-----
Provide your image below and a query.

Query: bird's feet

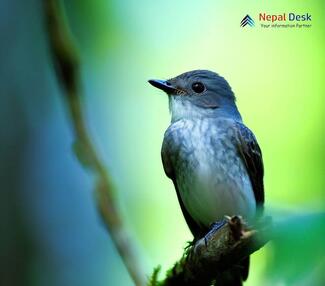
[204,219,227,247]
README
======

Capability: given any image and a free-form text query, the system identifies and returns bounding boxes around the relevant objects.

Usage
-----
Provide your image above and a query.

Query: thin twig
[43,1,146,285]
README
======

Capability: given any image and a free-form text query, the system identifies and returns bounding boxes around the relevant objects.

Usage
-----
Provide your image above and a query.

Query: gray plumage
[149,70,264,285]
[162,117,257,230]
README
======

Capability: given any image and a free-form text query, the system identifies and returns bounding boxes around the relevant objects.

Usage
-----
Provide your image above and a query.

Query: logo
[240,13,312,29]
[240,15,255,27]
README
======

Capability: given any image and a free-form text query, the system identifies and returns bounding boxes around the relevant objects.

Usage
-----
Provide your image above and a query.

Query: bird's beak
[148,79,178,94]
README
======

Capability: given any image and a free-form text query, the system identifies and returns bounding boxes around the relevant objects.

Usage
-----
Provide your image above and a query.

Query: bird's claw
[204,219,227,247]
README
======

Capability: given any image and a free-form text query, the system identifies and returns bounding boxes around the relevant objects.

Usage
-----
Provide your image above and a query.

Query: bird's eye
[191,82,205,93]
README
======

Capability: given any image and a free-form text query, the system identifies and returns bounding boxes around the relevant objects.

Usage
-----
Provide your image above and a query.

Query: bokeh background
[1,0,324,285]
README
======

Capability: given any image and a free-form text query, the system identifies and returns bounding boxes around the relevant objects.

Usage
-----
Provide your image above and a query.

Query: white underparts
[169,118,256,227]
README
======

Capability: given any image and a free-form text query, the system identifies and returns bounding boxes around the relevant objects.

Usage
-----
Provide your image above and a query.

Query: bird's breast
[165,118,256,227]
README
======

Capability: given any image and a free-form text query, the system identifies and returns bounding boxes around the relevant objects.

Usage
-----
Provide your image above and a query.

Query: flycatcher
[149,70,264,286]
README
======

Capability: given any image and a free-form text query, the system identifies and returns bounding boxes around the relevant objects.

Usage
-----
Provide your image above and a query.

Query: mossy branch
[150,216,271,286]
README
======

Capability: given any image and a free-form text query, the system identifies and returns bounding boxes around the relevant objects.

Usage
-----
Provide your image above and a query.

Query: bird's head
[149,70,241,122]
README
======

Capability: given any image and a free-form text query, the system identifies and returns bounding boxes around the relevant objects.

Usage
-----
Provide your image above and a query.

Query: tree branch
[151,216,271,286]
[43,1,146,285]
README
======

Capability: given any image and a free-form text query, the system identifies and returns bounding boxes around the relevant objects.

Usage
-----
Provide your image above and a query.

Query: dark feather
[234,122,265,282]
[236,122,264,281]
[235,122,265,207]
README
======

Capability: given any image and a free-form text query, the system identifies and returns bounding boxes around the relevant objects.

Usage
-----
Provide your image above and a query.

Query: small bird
[149,70,264,285]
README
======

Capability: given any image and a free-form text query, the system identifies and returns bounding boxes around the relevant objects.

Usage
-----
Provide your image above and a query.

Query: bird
[148,70,264,285]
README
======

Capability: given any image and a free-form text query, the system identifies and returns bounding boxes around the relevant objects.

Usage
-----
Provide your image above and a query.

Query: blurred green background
[1,0,324,285]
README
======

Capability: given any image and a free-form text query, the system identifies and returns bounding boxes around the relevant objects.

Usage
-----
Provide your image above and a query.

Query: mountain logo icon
[240,15,255,27]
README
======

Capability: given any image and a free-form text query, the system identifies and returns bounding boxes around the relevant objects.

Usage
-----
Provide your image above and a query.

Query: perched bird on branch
[149,70,264,285]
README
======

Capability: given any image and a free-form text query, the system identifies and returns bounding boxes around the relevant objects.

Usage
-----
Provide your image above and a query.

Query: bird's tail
[214,257,249,286]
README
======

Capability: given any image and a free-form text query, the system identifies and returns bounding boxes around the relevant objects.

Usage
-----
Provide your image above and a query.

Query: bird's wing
[161,135,204,238]
[235,122,265,207]
[234,122,264,282]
